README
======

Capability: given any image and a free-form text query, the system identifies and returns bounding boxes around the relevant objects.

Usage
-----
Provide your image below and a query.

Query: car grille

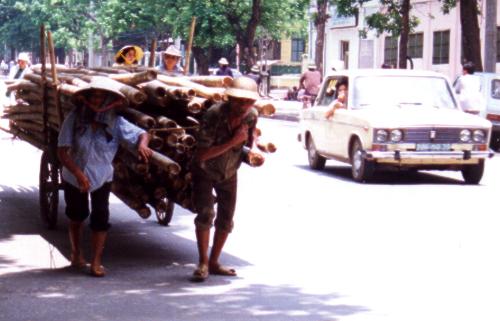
[403,128,462,143]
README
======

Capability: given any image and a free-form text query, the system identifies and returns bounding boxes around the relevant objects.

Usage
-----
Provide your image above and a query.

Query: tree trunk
[192,46,210,75]
[398,0,410,69]
[233,0,261,73]
[460,0,483,71]
[314,0,329,74]
[484,0,497,72]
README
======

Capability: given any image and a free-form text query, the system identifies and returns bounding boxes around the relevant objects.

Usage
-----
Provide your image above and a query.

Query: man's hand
[76,171,90,193]
[138,144,153,163]
[232,124,249,145]
[137,132,153,163]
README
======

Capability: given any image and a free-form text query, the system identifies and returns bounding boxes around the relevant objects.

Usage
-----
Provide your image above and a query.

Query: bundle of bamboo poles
[3,64,276,221]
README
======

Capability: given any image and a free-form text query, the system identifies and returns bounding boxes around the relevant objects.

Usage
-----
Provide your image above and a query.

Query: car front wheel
[461,160,484,185]
[307,136,326,170]
[350,139,374,182]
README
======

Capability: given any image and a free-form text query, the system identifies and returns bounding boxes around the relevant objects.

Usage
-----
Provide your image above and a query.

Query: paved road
[1,119,500,321]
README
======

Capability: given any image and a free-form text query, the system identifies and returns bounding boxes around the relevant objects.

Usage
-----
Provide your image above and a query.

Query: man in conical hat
[58,77,152,277]
[191,76,262,281]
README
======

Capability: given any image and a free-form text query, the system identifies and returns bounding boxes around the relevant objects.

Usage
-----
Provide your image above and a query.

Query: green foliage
[333,0,418,37]
[0,0,309,61]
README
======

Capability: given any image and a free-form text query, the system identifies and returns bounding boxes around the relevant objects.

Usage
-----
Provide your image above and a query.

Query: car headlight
[390,129,403,142]
[460,129,471,142]
[375,129,388,142]
[472,129,485,143]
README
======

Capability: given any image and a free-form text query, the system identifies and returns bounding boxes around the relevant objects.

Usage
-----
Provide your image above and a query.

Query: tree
[335,0,418,69]
[168,0,308,74]
[484,0,497,72]
[313,0,330,74]
[441,0,483,71]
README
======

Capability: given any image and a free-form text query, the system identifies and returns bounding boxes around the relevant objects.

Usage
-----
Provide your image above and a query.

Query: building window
[291,38,304,62]
[408,33,423,59]
[496,27,500,62]
[433,30,450,64]
[340,41,349,69]
[384,36,398,66]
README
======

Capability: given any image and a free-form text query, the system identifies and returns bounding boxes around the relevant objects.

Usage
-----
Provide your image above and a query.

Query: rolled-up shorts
[192,174,237,233]
[63,181,112,231]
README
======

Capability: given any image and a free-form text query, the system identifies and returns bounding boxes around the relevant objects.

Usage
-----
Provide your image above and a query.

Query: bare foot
[209,263,237,276]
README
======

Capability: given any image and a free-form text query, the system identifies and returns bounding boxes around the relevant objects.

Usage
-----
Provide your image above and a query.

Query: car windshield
[352,76,457,110]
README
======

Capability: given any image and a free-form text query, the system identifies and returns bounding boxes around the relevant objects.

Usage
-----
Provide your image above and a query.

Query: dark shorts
[192,173,237,233]
[63,181,112,231]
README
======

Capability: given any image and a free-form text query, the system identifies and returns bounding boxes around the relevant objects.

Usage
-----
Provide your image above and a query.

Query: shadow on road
[0,185,369,321]
[295,164,465,185]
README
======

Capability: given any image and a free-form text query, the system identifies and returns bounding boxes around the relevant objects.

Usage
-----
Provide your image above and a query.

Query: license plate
[416,143,451,151]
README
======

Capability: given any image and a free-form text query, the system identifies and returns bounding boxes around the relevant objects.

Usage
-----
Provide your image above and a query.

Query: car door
[323,76,350,157]
[306,77,337,152]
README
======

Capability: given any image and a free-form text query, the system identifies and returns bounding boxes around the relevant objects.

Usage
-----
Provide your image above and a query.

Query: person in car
[325,76,349,119]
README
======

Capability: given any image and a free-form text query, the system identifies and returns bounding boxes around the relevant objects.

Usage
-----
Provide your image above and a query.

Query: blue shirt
[58,107,145,192]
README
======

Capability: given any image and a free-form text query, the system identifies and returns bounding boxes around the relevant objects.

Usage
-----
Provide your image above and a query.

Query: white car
[298,69,494,184]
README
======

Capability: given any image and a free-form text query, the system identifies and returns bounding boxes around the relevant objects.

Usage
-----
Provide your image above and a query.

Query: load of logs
[2,64,276,221]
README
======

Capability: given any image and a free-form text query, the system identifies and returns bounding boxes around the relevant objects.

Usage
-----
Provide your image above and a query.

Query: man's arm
[196,124,249,162]
[57,147,90,192]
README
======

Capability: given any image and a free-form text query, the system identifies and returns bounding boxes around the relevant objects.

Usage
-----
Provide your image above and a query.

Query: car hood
[350,106,492,129]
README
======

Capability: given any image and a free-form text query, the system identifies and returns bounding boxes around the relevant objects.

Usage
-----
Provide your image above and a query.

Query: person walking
[157,45,184,75]
[215,57,233,77]
[299,63,322,103]
[8,53,31,80]
[57,78,152,277]
[191,76,260,281]
[454,61,485,115]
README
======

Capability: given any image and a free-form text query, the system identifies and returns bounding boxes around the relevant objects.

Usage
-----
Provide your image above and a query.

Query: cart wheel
[155,198,175,226]
[39,151,60,229]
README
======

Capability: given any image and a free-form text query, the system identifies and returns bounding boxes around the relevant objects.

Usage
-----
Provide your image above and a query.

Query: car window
[491,79,500,100]
[352,76,457,110]
[317,77,339,106]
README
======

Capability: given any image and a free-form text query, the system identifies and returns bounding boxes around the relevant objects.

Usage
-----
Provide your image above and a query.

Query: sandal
[209,264,237,276]
[192,264,209,282]
[90,265,106,277]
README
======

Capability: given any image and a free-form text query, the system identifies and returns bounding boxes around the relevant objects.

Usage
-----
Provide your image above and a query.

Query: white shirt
[454,74,485,112]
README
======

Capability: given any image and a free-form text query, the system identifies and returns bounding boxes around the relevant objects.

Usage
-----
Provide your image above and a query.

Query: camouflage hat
[225,76,260,101]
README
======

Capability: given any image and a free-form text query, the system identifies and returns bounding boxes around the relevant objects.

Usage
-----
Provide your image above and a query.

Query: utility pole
[484,0,497,72]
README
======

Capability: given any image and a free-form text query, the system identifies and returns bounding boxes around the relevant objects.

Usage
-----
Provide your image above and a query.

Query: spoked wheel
[155,197,175,226]
[39,151,60,229]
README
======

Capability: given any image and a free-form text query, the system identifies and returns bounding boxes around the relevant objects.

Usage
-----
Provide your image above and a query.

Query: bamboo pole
[47,30,64,126]
[109,70,157,86]
[187,75,233,88]
[184,17,196,76]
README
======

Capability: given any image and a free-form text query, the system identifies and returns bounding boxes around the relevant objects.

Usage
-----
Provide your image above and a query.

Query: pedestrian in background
[454,61,485,115]
[8,53,31,80]
[216,57,233,77]
[191,77,260,282]
[113,45,144,67]
[299,63,322,103]
[157,45,184,75]
[57,79,152,277]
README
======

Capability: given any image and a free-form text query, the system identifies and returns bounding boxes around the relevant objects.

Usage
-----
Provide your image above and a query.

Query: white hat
[250,65,260,73]
[308,63,317,70]
[18,53,30,62]
[164,45,182,58]
[218,57,229,65]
